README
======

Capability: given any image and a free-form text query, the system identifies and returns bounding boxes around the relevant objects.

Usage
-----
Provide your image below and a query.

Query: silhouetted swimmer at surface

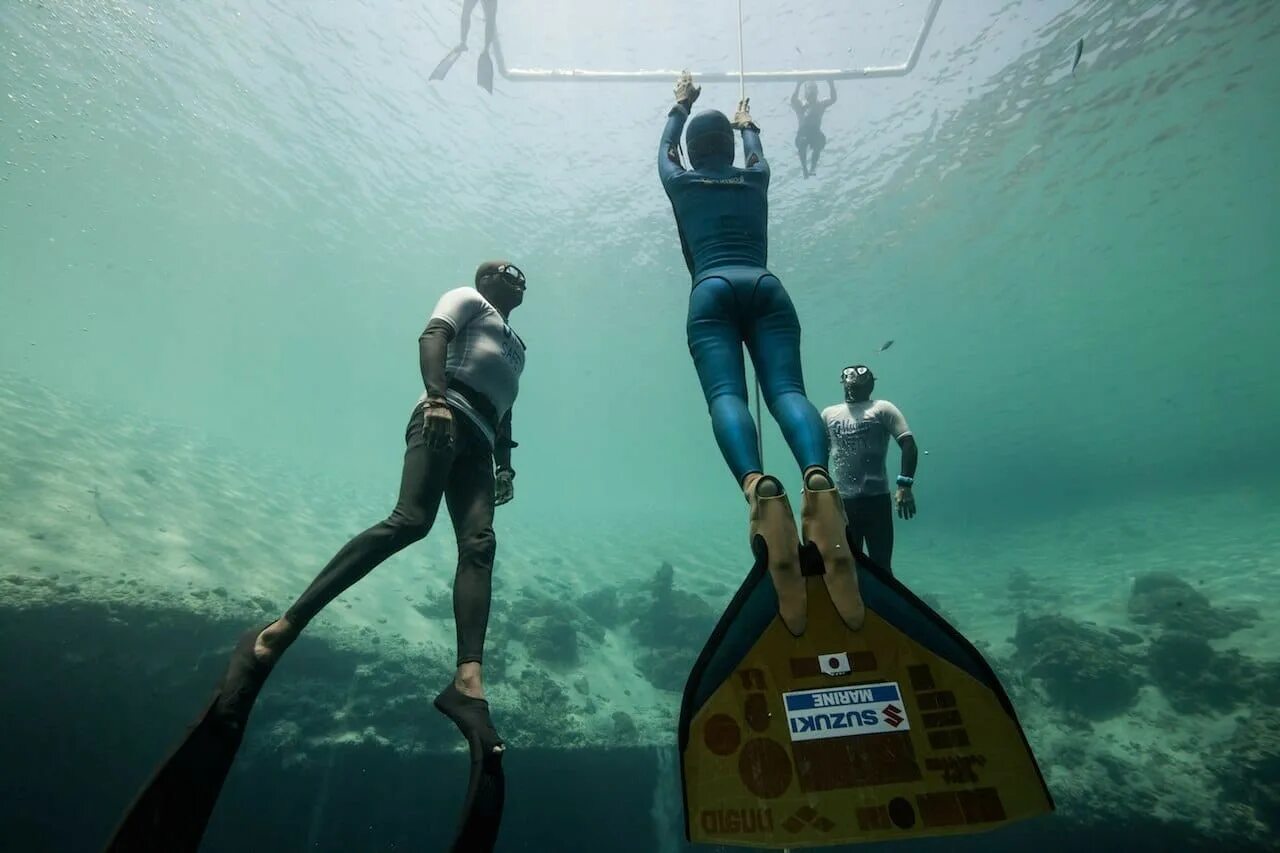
[790,80,837,178]
[430,0,499,93]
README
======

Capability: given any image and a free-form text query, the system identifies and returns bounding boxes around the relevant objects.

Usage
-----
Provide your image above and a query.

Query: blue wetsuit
[659,106,828,484]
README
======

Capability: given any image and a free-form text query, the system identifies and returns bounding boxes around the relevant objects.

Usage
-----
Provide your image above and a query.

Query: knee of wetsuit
[459,527,496,566]
[686,110,734,170]
[387,508,433,542]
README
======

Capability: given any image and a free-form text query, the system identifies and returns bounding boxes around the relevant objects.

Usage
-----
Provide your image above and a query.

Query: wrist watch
[896,475,914,487]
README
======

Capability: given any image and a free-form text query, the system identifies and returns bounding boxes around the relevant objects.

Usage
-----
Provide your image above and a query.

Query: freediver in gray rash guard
[823,365,918,576]
[106,261,527,853]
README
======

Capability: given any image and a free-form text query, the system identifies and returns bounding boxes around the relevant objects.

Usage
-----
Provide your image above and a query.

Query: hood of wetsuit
[686,110,735,170]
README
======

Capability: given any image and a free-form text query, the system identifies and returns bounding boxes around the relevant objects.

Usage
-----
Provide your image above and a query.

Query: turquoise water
[2,0,1279,850]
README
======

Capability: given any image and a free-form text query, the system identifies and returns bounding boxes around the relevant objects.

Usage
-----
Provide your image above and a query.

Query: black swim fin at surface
[104,625,274,853]
[430,45,466,81]
[435,682,506,852]
[477,50,494,93]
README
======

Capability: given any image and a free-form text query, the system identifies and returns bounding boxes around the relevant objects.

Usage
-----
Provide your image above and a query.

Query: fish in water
[88,486,114,530]
[1071,38,1084,75]
[878,340,894,352]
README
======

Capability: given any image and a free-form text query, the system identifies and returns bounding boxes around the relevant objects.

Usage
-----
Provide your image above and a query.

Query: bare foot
[454,661,486,700]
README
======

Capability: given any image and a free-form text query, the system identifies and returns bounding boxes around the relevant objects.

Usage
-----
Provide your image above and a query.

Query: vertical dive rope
[737,0,746,104]
[743,13,778,844]
[739,0,765,468]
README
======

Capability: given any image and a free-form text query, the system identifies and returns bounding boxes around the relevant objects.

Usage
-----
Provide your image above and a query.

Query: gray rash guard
[823,400,912,498]
[418,286,525,447]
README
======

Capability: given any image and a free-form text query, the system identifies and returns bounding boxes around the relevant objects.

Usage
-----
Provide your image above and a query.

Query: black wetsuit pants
[842,493,894,576]
[286,404,497,665]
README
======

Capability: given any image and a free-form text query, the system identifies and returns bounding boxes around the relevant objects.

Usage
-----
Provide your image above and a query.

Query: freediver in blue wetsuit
[659,73,865,635]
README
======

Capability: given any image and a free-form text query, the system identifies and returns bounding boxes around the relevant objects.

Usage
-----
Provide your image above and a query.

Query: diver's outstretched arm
[741,126,767,174]
[790,81,803,113]
[661,72,699,184]
[734,99,768,175]
[823,79,837,107]
[659,105,690,184]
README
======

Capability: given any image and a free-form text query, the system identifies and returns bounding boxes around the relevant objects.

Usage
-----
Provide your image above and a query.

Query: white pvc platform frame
[491,0,942,83]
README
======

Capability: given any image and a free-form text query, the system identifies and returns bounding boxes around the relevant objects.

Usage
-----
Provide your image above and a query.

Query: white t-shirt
[822,399,912,498]
[417,287,525,447]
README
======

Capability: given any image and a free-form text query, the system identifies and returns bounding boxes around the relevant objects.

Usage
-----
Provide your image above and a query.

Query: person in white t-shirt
[107,262,528,853]
[821,365,919,575]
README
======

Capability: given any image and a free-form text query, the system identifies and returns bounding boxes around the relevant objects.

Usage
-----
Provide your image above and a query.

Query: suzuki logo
[882,704,904,728]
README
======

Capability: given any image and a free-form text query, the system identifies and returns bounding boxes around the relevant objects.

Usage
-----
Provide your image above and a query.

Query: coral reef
[1007,566,1034,595]
[611,711,639,744]
[411,589,452,620]
[487,590,591,671]
[578,587,622,630]
[522,616,580,667]
[1013,613,1142,719]
[1146,631,1258,710]
[1213,707,1280,836]
[1128,572,1258,638]
[628,562,716,692]
[502,666,581,747]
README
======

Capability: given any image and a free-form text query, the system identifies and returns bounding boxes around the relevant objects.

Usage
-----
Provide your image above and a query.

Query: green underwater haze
[2,0,1280,850]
